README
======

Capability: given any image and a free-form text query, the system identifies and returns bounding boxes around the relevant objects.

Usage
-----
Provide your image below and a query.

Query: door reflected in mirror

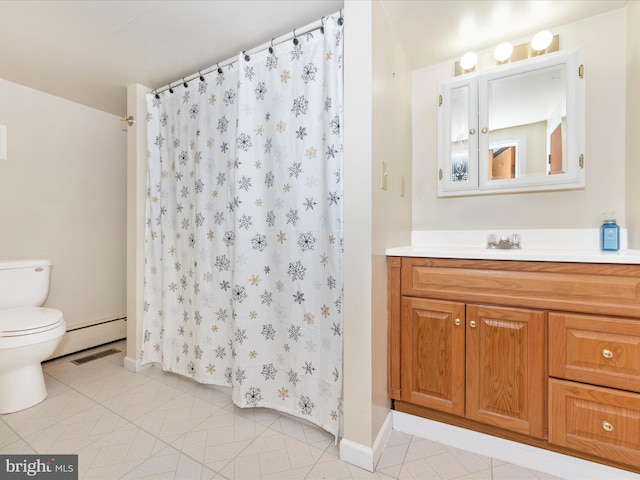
[487,63,566,181]
[490,145,516,179]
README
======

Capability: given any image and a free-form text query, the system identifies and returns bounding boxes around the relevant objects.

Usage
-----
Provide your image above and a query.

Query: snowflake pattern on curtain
[142,15,343,436]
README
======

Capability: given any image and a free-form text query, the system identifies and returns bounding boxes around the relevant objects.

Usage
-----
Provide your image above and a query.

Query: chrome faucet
[487,234,521,249]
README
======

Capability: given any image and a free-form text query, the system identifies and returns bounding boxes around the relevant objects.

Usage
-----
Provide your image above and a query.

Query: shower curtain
[141,15,343,436]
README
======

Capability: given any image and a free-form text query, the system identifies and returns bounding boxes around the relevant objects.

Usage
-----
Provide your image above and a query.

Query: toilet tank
[0,259,53,309]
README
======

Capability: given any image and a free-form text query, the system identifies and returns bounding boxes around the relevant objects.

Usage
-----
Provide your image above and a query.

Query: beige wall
[342,0,412,449]
[371,0,412,437]
[0,79,126,328]
[412,8,630,236]
[343,0,374,447]
[626,1,640,247]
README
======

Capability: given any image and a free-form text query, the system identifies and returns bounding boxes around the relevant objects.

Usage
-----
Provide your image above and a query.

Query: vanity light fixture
[531,30,553,52]
[494,42,514,63]
[455,33,559,75]
[460,51,478,71]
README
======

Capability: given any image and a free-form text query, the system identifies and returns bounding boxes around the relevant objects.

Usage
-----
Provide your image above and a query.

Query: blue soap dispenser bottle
[600,211,620,252]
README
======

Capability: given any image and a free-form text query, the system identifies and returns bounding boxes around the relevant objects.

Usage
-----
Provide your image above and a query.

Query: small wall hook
[120,115,135,127]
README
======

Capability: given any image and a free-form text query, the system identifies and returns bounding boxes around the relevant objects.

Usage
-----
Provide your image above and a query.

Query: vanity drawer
[549,379,640,468]
[549,313,640,393]
[400,258,640,317]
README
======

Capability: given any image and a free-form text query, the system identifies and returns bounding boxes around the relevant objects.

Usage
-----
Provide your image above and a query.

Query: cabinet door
[466,304,546,438]
[401,297,465,415]
[437,75,479,197]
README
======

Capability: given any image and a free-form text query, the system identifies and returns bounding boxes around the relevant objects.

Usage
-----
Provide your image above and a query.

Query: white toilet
[0,259,66,414]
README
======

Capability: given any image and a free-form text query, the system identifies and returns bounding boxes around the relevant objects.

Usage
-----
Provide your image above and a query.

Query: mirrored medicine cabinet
[437,46,585,197]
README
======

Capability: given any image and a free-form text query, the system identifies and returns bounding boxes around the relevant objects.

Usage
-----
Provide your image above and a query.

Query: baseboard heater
[48,316,127,360]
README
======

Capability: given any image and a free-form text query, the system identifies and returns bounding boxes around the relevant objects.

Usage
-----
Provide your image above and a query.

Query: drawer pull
[454,318,461,326]
[469,320,477,328]
[602,349,614,359]
[602,421,614,432]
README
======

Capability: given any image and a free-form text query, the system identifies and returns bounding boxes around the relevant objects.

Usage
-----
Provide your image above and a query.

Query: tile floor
[0,340,562,480]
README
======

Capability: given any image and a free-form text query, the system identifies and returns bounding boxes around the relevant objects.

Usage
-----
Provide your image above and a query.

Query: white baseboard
[393,411,640,480]
[123,356,152,373]
[340,410,393,472]
[49,317,126,359]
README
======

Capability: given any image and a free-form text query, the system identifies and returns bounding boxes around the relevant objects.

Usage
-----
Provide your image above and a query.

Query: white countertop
[385,245,640,264]
[385,229,640,264]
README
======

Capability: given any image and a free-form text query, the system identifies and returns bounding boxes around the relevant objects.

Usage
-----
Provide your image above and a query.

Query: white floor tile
[22,404,129,453]
[2,340,575,480]
[493,462,564,480]
[120,444,219,480]
[0,421,35,454]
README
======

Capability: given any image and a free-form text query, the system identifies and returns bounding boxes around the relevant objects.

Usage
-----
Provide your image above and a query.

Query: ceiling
[0,1,629,117]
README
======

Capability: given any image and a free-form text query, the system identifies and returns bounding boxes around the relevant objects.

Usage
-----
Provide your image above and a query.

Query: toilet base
[0,363,48,414]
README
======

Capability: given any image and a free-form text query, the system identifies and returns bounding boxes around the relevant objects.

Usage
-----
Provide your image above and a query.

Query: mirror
[486,63,566,180]
[437,46,585,197]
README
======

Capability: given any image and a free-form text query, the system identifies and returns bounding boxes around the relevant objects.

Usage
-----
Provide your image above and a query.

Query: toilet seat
[0,307,65,337]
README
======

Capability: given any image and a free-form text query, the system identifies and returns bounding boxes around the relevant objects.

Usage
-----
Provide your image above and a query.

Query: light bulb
[494,42,513,63]
[531,30,553,52]
[460,51,478,71]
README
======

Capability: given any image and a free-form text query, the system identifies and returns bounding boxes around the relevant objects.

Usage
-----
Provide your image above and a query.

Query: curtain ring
[217,63,222,75]
[339,9,344,25]
[243,50,250,62]
[154,89,159,99]
[320,17,325,34]
[293,29,299,46]
[269,38,275,54]
[183,78,188,88]
[199,71,205,81]
[168,84,174,94]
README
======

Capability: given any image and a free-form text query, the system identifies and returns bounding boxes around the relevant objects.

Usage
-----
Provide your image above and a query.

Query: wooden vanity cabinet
[388,256,640,471]
[391,257,546,437]
[399,292,545,437]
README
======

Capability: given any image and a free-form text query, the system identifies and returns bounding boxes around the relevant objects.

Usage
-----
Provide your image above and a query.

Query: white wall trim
[393,411,640,480]
[123,356,152,373]
[49,317,126,359]
[340,410,393,472]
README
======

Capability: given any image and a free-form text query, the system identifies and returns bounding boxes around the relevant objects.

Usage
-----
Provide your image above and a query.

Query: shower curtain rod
[154,9,343,96]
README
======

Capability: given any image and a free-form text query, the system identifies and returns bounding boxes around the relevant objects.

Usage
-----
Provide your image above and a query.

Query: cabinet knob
[469,128,476,135]
[469,320,477,328]
[602,349,614,359]
[454,318,461,326]
[481,127,488,134]
[602,421,614,432]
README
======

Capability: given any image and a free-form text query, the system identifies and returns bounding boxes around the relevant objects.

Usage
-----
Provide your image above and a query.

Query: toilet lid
[0,307,65,336]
